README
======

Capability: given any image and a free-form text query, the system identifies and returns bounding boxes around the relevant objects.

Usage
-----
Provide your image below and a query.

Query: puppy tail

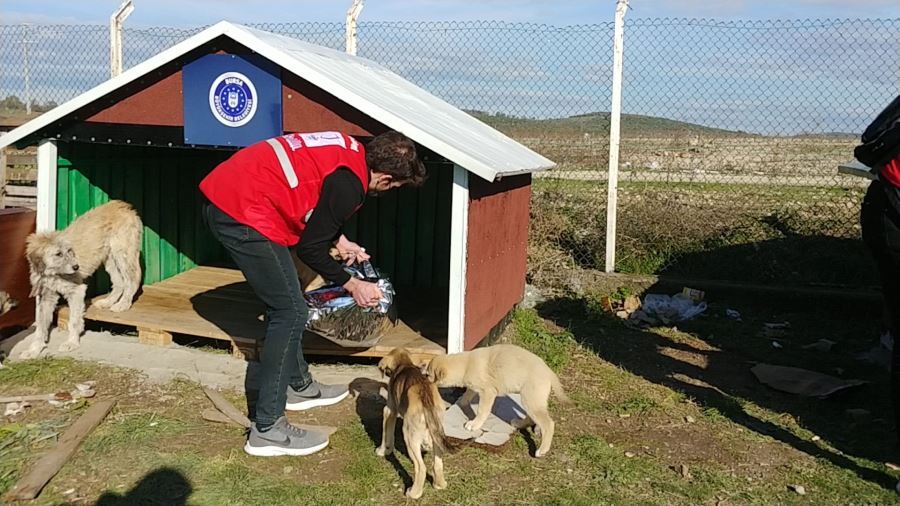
[425,389,462,455]
[551,373,573,406]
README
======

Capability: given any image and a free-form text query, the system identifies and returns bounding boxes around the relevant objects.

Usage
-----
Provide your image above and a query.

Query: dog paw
[534,448,550,458]
[463,420,483,432]
[405,487,423,499]
[375,446,392,457]
[18,345,46,360]
[109,302,132,313]
[92,297,113,309]
[433,479,448,490]
[58,339,81,353]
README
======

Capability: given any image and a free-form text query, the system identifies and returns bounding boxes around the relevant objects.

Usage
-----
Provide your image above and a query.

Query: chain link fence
[1,18,897,289]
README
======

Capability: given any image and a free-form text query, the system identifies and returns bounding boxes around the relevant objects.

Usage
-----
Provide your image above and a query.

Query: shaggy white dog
[22,200,142,358]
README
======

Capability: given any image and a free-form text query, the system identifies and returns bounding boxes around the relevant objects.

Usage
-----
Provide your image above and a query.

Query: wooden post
[0,144,7,209]
[447,164,469,354]
[36,139,57,232]
[605,0,629,273]
[138,327,173,346]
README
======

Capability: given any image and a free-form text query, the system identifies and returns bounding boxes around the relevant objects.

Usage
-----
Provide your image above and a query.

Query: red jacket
[881,155,900,189]
[199,132,369,246]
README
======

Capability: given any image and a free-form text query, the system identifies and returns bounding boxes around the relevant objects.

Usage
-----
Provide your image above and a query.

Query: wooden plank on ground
[4,399,117,502]
[203,387,251,428]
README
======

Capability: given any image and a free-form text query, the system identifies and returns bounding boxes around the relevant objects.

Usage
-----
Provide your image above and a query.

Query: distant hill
[466,111,747,137]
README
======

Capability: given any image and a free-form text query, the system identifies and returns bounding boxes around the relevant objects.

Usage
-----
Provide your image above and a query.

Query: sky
[0,0,897,27]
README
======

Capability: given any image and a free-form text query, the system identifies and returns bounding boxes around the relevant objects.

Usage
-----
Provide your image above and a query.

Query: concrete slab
[1,327,380,391]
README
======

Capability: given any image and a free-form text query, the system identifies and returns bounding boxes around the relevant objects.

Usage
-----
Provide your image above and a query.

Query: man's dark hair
[366,131,427,187]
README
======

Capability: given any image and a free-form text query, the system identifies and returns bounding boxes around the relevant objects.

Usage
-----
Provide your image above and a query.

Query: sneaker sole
[285,390,350,411]
[243,439,329,457]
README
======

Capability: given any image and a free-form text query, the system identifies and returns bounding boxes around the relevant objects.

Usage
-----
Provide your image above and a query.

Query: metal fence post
[604,0,628,273]
[109,0,135,78]
[345,0,364,55]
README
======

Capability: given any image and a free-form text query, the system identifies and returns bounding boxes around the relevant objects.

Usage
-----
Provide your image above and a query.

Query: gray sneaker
[285,380,350,411]
[244,417,329,457]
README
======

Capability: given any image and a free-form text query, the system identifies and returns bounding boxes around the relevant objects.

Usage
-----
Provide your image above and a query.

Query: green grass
[4,298,900,505]
[511,309,576,371]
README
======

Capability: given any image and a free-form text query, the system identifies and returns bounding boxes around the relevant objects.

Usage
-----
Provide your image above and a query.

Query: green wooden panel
[159,160,180,281]
[52,143,457,292]
[91,158,111,294]
[178,157,197,272]
[71,166,91,220]
[142,157,162,285]
[432,163,453,288]
[394,186,418,286]
[56,161,70,231]
[414,170,439,288]
[375,191,398,279]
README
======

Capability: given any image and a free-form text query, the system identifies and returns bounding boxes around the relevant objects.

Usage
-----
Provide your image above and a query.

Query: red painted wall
[463,174,531,350]
[87,71,184,126]
[83,52,385,136]
[0,208,36,338]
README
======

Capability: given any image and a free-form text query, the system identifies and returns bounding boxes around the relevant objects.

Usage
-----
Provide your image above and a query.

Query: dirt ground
[2,288,899,505]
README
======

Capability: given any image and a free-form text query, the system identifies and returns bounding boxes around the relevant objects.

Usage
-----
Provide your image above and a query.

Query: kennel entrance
[53,141,451,360]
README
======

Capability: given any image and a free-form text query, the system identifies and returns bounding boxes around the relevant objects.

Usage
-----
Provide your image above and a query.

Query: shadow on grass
[94,467,192,505]
[536,287,896,490]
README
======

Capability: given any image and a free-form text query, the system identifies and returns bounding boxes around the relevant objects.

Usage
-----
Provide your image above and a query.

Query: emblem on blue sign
[208,71,257,127]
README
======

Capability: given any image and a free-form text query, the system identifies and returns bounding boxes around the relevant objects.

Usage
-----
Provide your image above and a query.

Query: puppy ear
[24,234,46,274]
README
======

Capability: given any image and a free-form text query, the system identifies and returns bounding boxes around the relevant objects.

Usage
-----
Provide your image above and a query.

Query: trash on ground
[4,401,31,417]
[681,287,705,302]
[788,484,807,495]
[725,309,742,321]
[750,363,866,398]
[636,293,707,325]
[802,339,836,352]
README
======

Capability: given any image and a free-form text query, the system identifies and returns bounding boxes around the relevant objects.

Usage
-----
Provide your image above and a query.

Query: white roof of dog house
[0,21,555,182]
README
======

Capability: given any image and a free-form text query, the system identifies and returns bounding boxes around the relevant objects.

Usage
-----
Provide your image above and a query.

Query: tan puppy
[23,200,142,358]
[425,344,570,457]
[377,348,456,499]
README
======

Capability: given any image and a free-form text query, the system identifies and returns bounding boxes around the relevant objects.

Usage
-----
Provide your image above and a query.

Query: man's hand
[334,234,371,266]
[344,277,383,308]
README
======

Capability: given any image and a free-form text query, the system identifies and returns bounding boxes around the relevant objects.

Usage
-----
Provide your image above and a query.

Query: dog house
[0,22,554,360]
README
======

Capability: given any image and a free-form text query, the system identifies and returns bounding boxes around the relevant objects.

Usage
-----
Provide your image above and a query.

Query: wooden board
[57,266,446,360]
[4,399,116,501]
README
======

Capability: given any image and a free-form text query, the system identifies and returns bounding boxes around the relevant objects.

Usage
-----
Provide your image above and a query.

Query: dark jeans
[861,180,900,438]
[204,203,312,427]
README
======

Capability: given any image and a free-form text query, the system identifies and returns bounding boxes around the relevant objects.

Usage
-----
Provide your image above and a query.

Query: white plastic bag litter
[641,293,707,323]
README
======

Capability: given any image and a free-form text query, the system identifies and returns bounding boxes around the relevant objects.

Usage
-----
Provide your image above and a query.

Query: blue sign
[183,54,282,147]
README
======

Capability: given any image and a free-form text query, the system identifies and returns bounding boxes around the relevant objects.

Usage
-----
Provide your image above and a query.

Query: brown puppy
[425,344,570,457]
[377,348,455,499]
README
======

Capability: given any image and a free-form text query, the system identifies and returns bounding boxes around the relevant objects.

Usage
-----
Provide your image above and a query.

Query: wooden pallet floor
[58,266,446,361]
